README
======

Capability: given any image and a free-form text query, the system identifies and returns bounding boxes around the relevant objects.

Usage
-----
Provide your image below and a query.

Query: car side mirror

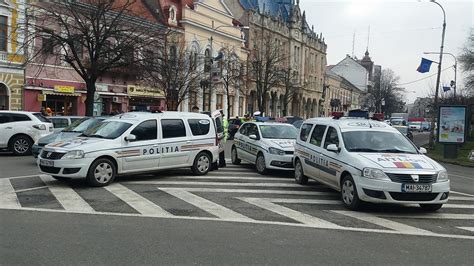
[249,134,258,140]
[419,147,427,154]
[326,144,340,152]
[125,134,136,142]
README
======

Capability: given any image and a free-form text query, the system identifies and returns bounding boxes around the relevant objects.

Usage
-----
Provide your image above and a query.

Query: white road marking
[164,175,293,182]
[3,174,41,180]
[269,198,340,204]
[105,184,172,217]
[239,197,342,229]
[0,179,20,209]
[443,204,474,209]
[125,181,302,187]
[449,196,474,201]
[161,188,252,221]
[160,187,334,196]
[458,227,474,232]
[379,213,474,220]
[14,186,49,193]
[332,210,432,234]
[40,176,95,213]
[449,174,473,180]
[451,191,474,197]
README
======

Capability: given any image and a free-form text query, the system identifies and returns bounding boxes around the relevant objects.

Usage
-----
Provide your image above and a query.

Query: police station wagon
[37,112,219,186]
[293,117,450,211]
[231,122,298,174]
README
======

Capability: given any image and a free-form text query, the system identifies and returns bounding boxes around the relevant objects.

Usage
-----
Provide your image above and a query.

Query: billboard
[437,105,467,144]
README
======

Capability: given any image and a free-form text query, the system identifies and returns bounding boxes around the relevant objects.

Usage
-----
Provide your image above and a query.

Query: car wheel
[294,159,308,185]
[341,175,362,211]
[10,135,33,156]
[255,153,267,175]
[419,204,443,212]
[86,158,116,187]
[231,146,241,165]
[192,152,211,175]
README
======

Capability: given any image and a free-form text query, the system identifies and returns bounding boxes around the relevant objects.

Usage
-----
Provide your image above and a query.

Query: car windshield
[394,126,408,134]
[342,131,418,154]
[63,118,105,133]
[81,121,132,139]
[259,125,298,139]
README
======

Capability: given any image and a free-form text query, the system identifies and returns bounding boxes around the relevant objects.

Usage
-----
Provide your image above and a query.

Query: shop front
[23,85,86,115]
[127,85,165,112]
[94,84,128,116]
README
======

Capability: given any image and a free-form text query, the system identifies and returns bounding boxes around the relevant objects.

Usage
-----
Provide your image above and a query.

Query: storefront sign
[54,86,75,94]
[437,105,467,144]
[37,94,46,102]
[127,85,164,98]
[95,84,108,92]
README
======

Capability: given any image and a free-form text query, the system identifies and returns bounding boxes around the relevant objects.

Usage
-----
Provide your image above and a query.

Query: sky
[299,0,473,103]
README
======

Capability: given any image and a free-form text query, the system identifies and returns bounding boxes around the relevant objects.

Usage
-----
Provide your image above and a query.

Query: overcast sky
[299,0,473,103]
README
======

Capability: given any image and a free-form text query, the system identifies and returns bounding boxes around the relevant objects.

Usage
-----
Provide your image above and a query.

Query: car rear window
[33,113,50,122]
[188,119,210,136]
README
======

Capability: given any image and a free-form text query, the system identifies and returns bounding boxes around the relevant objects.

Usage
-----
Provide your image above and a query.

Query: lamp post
[424,51,457,97]
[426,0,446,148]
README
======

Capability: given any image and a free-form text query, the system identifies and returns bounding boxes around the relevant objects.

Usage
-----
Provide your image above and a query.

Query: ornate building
[0,0,26,110]
[226,0,327,118]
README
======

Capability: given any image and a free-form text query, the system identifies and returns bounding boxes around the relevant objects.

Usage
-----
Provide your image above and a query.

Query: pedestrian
[45,107,53,116]
[191,106,200,113]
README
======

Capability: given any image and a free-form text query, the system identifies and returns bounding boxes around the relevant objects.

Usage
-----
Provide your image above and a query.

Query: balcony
[0,51,7,61]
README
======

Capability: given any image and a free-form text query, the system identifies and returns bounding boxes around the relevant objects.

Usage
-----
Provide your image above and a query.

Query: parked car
[227,118,242,140]
[0,111,54,155]
[49,116,83,133]
[37,112,219,186]
[32,117,106,158]
[421,122,431,131]
[393,125,414,141]
[232,122,298,174]
[284,116,303,124]
[292,120,303,129]
[409,122,422,132]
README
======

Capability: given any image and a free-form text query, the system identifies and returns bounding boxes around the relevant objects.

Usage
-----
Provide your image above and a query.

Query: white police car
[37,112,219,186]
[293,117,450,211]
[231,122,298,174]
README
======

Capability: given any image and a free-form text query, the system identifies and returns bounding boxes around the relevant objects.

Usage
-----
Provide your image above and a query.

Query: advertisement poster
[438,106,466,143]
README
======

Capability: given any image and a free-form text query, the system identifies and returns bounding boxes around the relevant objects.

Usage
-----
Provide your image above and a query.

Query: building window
[188,91,197,111]
[72,35,83,59]
[216,94,223,110]
[0,15,7,52]
[239,97,244,116]
[42,37,54,54]
[204,48,211,72]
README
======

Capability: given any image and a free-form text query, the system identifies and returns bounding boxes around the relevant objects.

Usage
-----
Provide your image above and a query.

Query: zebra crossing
[1,164,473,240]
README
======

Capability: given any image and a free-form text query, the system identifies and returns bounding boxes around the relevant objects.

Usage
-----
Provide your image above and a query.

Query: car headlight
[362,168,390,181]
[437,170,449,182]
[64,150,85,159]
[269,147,285,156]
[33,124,46,130]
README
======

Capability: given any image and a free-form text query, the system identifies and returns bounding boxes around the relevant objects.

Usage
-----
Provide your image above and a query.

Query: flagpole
[428,0,446,149]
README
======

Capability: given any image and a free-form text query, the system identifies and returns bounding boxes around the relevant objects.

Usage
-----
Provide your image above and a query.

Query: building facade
[0,0,26,111]
[325,68,363,115]
[227,0,327,118]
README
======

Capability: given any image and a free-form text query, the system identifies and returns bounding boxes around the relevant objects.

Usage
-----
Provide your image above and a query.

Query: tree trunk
[85,80,97,117]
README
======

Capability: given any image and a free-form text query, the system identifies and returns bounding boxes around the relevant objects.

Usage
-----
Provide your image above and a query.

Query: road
[1,135,473,264]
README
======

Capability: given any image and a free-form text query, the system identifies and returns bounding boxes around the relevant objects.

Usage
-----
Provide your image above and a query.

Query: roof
[0,111,40,114]
[240,0,293,22]
[304,118,396,132]
[110,111,212,122]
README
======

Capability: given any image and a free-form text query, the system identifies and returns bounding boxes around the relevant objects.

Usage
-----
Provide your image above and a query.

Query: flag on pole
[416,58,433,73]
[443,86,451,92]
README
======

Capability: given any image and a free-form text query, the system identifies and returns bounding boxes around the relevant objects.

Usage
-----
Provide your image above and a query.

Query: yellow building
[159,0,247,117]
[0,0,25,110]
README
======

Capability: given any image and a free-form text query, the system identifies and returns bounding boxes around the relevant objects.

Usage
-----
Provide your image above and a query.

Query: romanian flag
[393,162,423,169]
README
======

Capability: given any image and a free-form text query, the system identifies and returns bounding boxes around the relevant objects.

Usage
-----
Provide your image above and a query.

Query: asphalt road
[1,133,473,265]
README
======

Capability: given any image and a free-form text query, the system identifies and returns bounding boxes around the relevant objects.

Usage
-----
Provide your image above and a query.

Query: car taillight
[215,134,219,146]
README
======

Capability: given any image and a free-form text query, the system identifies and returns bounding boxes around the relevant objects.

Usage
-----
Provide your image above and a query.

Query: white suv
[0,111,54,155]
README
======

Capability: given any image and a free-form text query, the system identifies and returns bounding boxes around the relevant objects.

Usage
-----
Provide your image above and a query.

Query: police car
[231,122,298,174]
[37,112,219,186]
[293,116,450,211]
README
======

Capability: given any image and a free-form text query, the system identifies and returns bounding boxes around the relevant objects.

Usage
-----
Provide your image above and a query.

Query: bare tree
[459,28,474,93]
[247,34,286,115]
[216,47,245,117]
[375,69,406,115]
[23,0,166,116]
[140,35,203,111]
[280,67,300,116]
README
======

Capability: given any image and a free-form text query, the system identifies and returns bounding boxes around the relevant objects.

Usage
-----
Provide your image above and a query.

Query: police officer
[219,110,228,167]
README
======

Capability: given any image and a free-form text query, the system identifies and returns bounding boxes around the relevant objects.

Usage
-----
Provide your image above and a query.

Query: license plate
[401,184,432,193]
[40,159,54,167]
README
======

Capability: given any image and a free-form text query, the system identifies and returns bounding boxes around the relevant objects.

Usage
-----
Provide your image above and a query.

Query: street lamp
[425,0,446,148]
[424,51,457,97]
